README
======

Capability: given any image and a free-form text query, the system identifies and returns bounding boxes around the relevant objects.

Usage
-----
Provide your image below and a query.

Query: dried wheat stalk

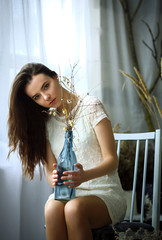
[120,68,162,129]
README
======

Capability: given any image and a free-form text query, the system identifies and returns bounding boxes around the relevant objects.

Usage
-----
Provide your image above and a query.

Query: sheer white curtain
[0,1,51,240]
[0,0,161,239]
[41,0,103,97]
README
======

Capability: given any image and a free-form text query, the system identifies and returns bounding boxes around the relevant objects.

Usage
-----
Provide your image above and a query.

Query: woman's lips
[49,98,56,105]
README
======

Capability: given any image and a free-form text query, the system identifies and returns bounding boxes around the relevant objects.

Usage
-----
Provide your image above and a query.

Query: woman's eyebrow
[31,81,47,99]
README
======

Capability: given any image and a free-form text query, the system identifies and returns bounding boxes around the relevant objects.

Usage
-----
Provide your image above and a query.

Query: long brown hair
[8,63,57,179]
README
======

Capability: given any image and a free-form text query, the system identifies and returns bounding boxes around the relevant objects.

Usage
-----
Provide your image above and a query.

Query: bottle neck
[65,130,73,139]
[65,130,73,147]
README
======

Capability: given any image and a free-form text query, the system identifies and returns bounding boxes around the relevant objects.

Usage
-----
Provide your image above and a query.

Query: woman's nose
[43,93,50,101]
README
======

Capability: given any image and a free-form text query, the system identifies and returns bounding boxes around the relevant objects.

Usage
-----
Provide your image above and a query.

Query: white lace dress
[46,94,127,225]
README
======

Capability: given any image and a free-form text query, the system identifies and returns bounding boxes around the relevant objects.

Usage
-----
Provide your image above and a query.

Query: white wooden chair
[92,129,161,239]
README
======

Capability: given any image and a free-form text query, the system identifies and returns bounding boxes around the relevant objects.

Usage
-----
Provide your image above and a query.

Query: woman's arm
[44,140,57,187]
[62,117,118,187]
[84,117,118,181]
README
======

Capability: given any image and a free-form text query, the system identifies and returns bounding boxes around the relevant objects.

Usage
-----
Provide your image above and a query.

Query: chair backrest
[114,129,161,231]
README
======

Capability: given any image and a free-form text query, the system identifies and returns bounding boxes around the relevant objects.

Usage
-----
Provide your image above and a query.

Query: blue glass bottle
[55,130,77,201]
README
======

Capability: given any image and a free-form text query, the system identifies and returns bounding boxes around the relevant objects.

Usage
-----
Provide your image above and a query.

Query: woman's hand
[61,163,85,188]
[52,163,58,186]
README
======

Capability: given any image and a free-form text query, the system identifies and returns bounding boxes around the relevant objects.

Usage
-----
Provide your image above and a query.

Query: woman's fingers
[62,170,76,175]
[52,163,84,187]
[63,180,80,188]
[61,163,85,188]
[63,162,83,175]
[52,163,58,186]
[74,163,83,170]
[53,163,57,169]
[61,175,76,181]
[52,164,58,177]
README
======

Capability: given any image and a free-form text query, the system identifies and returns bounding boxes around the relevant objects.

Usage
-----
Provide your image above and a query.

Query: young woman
[8,63,126,240]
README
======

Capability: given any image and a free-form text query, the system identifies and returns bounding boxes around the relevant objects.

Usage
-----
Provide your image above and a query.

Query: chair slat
[140,139,149,223]
[116,140,121,159]
[130,139,140,222]
[152,129,161,231]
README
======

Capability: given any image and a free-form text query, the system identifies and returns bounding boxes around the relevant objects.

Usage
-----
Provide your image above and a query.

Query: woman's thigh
[65,195,112,229]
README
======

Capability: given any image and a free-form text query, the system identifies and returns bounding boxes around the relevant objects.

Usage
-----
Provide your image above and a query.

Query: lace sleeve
[85,95,109,128]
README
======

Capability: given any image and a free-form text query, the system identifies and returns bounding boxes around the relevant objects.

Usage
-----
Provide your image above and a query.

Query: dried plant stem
[153,96,162,118]
[142,20,160,68]
[136,88,161,129]
[142,21,161,95]
[118,0,155,131]
[131,0,144,21]
[149,69,161,95]
[118,0,139,69]
[120,70,150,101]
[161,57,162,78]
[133,67,151,101]
[120,68,162,129]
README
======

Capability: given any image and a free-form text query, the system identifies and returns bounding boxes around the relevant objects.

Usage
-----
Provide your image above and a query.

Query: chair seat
[114,221,154,232]
[92,221,154,240]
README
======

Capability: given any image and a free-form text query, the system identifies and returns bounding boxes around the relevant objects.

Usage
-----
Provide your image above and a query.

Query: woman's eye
[44,83,49,89]
[34,95,39,101]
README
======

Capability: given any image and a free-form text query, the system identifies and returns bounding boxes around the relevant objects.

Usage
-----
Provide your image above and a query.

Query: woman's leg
[45,199,67,240]
[64,195,112,240]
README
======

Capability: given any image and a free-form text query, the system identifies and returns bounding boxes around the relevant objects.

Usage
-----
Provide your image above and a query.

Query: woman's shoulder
[79,94,109,127]
[79,94,106,116]
[80,94,102,107]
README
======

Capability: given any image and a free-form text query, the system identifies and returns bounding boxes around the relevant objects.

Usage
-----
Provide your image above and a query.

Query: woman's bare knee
[65,199,81,217]
[65,196,111,228]
[65,198,88,226]
[45,199,65,225]
[64,198,93,240]
[45,200,67,240]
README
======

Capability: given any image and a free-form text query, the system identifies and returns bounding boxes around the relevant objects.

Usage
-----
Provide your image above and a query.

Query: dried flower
[63,76,67,82]
[62,108,68,118]
[68,120,74,128]
[48,109,57,116]
[67,99,72,104]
